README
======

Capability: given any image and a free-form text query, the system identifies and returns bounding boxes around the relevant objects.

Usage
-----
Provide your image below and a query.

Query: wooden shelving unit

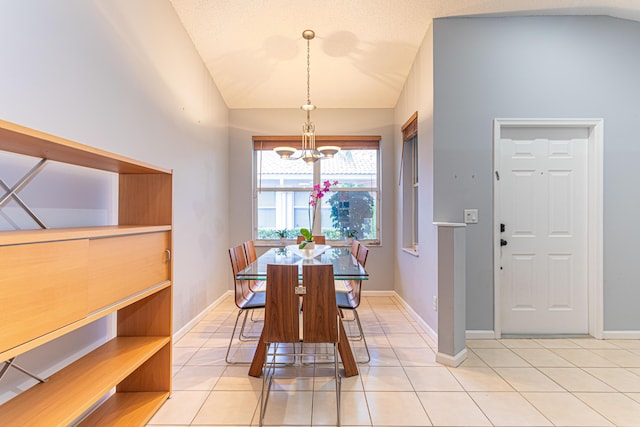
[0,119,173,426]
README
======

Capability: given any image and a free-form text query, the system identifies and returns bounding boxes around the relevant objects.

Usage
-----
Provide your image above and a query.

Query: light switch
[464,209,478,224]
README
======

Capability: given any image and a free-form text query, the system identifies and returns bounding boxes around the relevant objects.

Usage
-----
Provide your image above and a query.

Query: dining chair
[296,235,326,244]
[350,239,361,257]
[225,245,266,363]
[337,244,370,363]
[260,263,341,427]
[243,239,257,264]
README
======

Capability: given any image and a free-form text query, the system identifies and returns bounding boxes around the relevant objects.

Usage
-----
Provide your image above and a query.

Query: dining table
[236,245,368,378]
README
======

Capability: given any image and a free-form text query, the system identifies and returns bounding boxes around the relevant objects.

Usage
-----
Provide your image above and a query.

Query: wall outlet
[433,295,438,311]
[464,209,478,224]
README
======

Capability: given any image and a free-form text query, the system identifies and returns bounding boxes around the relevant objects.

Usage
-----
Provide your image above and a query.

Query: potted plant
[275,229,288,246]
[299,180,338,249]
[345,229,358,244]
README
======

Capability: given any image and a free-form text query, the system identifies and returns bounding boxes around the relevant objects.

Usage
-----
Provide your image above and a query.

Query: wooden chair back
[229,245,253,307]
[302,264,339,344]
[243,240,257,264]
[350,239,361,257]
[263,264,300,343]
[296,235,326,244]
[356,244,369,267]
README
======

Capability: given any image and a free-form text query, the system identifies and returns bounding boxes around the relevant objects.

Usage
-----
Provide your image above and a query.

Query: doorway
[493,119,603,338]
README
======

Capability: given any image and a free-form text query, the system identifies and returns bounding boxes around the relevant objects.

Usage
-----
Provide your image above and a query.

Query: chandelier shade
[273,29,340,163]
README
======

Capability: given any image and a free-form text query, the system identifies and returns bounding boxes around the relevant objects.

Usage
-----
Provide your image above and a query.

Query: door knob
[500,239,508,247]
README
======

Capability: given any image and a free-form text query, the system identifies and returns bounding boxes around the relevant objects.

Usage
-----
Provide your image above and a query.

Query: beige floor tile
[627,392,640,404]
[469,391,552,426]
[512,348,574,367]
[213,365,263,391]
[494,367,564,392]
[365,346,402,366]
[394,347,439,367]
[365,391,431,426]
[448,367,513,391]
[552,348,619,367]
[385,333,430,348]
[417,391,492,426]
[583,367,640,392]
[187,346,232,365]
[591,349,640,367]
[175,332,213,348]
[607,339,640,349]
[380,321,420,334]
[522,392,614,426]
[459,350,489,367]
[404,366,464,391]
[570,338,620,349]
[255,390,313,426]
[172,365,225,391]
[473,348,531,367]
[193,390,259,424]
[188,319,223,333]
[538,367,615,392]
[173,346,199,365]
[534,338,583,349]
[575,392,640,426]
[312,391,371,425]
[314,368,363,392]
[359,366,413,391]
[205,332,241,348]
[466,339,506,349]
[501,338,544,349]
[147,390,209,425]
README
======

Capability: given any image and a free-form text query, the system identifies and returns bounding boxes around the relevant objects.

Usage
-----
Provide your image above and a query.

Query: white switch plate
[464,209,478,224]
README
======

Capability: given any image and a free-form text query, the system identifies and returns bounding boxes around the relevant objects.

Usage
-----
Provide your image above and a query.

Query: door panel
[499,126,588,334]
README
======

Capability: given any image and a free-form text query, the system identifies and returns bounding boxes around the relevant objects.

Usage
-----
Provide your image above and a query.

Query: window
[253,135,380,244]
[401,112,418,252]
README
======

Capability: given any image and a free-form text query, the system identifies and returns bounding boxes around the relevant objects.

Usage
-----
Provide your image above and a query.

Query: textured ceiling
[170,0,640,109]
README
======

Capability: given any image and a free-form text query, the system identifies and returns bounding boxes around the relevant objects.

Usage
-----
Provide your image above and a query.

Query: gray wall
[228,108,396,292]
[0,0,229,401]
[433,15,640,331]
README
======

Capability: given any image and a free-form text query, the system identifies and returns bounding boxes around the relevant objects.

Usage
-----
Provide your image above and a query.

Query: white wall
[228,108,396,292]
[0,0,229,402]
[393,25,438,331]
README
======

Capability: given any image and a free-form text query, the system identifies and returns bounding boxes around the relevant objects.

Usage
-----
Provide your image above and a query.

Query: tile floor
[148,295,640,426]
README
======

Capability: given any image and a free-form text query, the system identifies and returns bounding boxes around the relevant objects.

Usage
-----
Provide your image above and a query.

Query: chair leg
[225,309,244,364]
[334,343,341,427]
[353,310,371,364]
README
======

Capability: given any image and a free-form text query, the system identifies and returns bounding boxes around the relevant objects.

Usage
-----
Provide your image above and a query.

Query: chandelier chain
[306,38,311,106]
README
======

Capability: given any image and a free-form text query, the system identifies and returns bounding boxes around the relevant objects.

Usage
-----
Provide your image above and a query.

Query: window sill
[402,247,419,257]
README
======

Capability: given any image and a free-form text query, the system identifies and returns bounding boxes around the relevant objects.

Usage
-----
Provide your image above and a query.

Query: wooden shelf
[0,337,169,427]
[0,119,170,174]
[77,392,170,426]
[0,120,173,424]
[0,225,171,246]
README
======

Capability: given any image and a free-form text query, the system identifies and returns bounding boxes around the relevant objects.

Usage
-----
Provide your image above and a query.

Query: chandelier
[274,29,340,164]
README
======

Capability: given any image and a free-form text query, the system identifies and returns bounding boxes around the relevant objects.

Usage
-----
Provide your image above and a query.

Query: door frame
[493,118,604,339]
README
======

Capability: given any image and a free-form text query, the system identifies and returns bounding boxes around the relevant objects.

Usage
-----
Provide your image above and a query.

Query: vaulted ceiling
[170,0,640,109]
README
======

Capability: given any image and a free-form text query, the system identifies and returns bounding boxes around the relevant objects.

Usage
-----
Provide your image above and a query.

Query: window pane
[256,190,312,239]
[320,190,377,240]
[320,150,377,188]
[257,150,313,189]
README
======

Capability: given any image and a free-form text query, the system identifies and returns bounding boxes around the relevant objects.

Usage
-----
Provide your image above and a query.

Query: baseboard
[174,290,233,341]
[362,290,396,297]
[391,292,438,344]
[602,330,640,339]
[436,348,468,367]
[466,330,497,339]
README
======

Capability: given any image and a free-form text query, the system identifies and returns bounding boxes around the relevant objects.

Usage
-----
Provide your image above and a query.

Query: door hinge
[495,171,500,181]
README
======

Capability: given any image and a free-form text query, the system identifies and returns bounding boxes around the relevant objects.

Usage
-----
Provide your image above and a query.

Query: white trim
[602,331,640,339]
[362,290,397,297]
[493,118,604,339]
[466,330,498,340]
[436,348,468,367]
[173,291,233,342]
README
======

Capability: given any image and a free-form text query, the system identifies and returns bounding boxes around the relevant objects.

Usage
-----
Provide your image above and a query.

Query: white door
[498,126,588,335]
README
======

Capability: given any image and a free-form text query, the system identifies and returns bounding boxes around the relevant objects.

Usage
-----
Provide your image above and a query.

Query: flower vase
[300,241,315,258]
[280,237,286,246]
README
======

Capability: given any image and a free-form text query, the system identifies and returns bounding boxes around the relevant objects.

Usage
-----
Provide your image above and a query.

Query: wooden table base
[248,318,359,377]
